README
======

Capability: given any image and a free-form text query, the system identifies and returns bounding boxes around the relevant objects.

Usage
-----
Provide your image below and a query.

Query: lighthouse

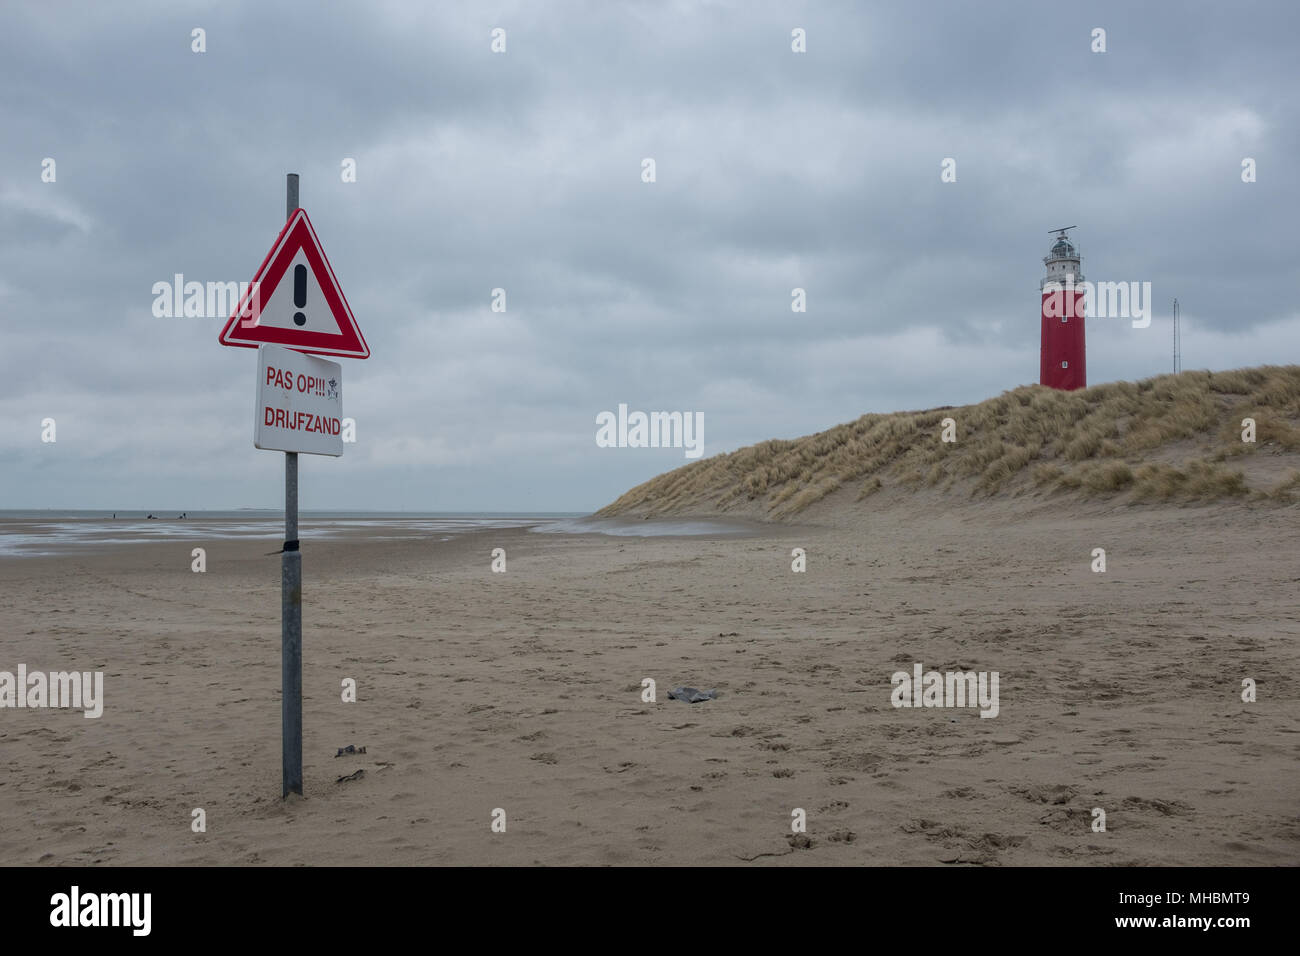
[1040,227,1086,390]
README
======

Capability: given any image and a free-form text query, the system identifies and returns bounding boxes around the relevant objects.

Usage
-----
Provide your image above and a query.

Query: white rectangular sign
[255,344,344,456]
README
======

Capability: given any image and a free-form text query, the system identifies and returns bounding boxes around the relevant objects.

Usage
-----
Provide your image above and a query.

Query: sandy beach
[1,495,1295,866]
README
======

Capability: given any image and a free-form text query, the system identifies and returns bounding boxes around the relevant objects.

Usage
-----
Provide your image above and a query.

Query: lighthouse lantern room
[1040,227,1087,390]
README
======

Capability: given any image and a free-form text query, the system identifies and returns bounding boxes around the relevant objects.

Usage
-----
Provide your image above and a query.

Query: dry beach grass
[599,366,1300,519]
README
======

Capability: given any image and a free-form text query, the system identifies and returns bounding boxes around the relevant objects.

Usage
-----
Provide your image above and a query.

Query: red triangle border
[217,208,369,359]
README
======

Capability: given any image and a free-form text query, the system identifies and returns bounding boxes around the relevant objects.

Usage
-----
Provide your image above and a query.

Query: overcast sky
[2,0,1297,512]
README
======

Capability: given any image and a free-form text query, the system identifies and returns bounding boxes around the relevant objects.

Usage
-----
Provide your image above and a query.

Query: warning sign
[219,208,369,359]
[255,344,344,457]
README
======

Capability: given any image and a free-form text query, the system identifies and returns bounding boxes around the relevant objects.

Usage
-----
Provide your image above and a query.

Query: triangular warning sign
[218,208,369,359]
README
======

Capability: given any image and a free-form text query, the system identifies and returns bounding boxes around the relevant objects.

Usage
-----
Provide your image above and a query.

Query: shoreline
[0,513,777,560]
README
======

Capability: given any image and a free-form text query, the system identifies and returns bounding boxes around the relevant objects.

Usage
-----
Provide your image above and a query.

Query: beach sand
[1,496,1296,866]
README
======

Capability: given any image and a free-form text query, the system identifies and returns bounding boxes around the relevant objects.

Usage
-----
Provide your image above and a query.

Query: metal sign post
[283,172,303,797]
[218,171,366,799]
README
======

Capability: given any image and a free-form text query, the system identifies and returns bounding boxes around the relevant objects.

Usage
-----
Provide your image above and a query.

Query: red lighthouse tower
[1040,227,1086,390]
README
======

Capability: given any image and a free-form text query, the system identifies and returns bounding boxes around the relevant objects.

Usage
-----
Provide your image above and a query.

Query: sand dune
[599,366,1300,521]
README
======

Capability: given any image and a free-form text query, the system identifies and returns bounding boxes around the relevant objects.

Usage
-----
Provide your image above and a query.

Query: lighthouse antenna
[1048,225,1077,238]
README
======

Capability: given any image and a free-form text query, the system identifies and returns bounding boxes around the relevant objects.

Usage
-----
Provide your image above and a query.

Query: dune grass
[597,366,1300,519]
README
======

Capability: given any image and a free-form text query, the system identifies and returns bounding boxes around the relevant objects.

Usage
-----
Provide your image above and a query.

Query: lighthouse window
[1061,315,1068,322]
[1061,361,1069,368]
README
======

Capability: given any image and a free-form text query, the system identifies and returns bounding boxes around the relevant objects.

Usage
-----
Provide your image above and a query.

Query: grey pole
[282,173,303,797]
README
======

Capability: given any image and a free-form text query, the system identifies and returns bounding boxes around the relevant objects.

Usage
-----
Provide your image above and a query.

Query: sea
[0,510,752,557]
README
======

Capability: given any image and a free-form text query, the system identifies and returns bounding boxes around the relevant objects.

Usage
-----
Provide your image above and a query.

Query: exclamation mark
[293,264,307,326]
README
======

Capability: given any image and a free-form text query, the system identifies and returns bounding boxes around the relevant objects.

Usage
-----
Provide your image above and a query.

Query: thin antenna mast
[1173,298,1181,374]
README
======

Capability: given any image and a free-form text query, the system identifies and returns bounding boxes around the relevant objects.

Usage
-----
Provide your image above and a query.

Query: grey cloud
[1,0,1296,510]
